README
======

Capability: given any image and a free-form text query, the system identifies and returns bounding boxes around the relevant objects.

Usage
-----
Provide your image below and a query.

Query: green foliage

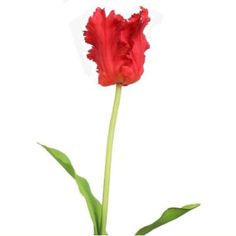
[39,144,102,235]
[136,203,200,235]
[39,144,199,235]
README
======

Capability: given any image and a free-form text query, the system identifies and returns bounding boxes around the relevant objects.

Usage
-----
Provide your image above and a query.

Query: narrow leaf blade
[39,144,76,177]
[136,203,200,235]
[39,144,102,235]
[75,174,102,234]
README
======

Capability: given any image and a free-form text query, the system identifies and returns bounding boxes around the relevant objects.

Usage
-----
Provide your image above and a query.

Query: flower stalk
[101,84,122,234]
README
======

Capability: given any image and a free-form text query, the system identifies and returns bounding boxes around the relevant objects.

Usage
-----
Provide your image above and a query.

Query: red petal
[120,7,150,85]
[84,8,127,86]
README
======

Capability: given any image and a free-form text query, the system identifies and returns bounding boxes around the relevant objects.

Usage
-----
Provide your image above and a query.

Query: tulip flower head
[84,7,150,86]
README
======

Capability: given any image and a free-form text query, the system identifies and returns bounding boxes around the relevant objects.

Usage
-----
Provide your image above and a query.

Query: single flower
[40,6,200,236]
[84,7,150,86]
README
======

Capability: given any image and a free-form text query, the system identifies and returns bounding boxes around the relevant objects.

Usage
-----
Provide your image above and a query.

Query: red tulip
[84,7,150,86]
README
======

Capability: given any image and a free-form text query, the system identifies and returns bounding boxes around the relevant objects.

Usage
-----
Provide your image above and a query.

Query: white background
[0,0,236,235]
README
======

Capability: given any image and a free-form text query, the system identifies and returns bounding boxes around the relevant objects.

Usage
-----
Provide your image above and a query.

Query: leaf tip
[182,203,201,210]
[37,142,44,147]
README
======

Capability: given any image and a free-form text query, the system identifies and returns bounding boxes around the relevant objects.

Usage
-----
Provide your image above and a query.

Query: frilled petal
[84,8,128,86]
[120,7,150,85]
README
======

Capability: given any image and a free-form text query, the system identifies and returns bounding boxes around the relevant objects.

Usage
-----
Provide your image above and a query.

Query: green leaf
[135,203,200,235]
[39,144,102,235]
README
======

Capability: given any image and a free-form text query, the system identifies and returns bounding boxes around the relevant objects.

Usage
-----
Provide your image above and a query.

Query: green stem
[101,84,122,235]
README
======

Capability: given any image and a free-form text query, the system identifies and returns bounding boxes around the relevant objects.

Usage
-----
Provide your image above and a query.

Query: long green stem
[101,84,122,235]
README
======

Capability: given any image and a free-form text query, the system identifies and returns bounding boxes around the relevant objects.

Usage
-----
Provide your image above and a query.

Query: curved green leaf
[39,144,102,235]
[136,203,200,235]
